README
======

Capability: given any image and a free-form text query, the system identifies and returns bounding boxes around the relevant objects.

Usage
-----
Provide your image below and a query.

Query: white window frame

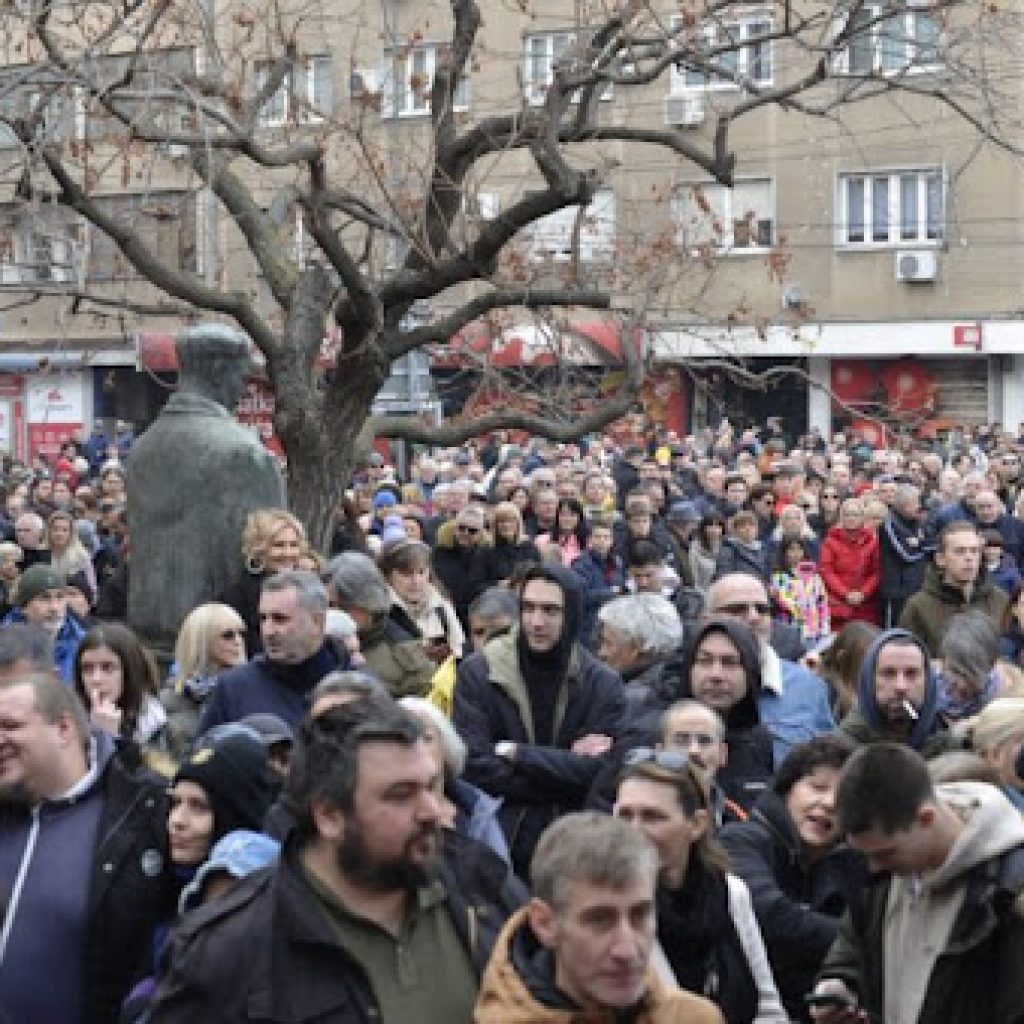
[256,55,334,126]
[669,13,774,92]
[523,30,614,106]
[528,190,616,263]
[674,177,775,254]
[834,4,941,75]
[381,43,470,119]
[836,168,944,248]
[0,213,79,286]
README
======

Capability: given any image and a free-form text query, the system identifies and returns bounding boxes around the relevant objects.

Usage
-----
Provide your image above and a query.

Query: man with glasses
[750,484,777,543]
[454,564,624,878]
[707,574,835,766]
[432,505,491,630]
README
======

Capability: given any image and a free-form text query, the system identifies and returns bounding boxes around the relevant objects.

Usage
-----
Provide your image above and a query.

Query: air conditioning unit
[895,249,938,282]
[664,92,704,127]
[350,69,380,100]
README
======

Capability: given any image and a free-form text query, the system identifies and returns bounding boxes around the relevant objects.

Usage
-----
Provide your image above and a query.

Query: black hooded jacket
[454,564,625,877]
[676,618,775,813]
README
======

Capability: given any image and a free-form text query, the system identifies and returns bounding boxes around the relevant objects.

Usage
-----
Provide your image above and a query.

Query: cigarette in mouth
[903,699,919,721]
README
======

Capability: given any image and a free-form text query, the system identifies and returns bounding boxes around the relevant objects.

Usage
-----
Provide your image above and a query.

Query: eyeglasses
[457,524,481,534]
[219,628,245,640]
[715,600,771,616]
[821,493,839,499]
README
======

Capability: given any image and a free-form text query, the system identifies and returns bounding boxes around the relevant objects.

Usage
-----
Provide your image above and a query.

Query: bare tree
[0,0,1017,544]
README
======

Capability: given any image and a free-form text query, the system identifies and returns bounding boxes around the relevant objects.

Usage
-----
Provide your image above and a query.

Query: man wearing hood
[810,743,1024,1024]
[838,628,960,758]
[899,520,1008,657]
[454,564,625,877]
[0,673,174,1023]
[678,618,775,814]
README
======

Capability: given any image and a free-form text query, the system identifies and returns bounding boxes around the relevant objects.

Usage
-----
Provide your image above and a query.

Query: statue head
[175,325,253,410]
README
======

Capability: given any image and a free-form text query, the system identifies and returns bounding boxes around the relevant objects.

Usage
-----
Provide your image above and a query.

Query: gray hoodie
[883,782,1024,1024]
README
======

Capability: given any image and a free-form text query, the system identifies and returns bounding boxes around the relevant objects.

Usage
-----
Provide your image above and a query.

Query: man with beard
[0,673,173,1023]
[836,629,959,757]
[152,698,525,1023]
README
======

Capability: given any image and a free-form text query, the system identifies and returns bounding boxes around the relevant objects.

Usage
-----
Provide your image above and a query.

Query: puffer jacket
[358,606,436,698]
[818,525,881,628]
[899,563,1009,657]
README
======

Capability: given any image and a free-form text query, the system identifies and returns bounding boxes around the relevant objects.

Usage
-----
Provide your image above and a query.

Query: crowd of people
[3,416,1024,1023]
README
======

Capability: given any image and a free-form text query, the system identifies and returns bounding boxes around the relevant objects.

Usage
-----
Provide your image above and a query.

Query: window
[837,5,940,74]
[0,208,80,286]
[0,81,84,149]
[256,55,333,126]
[88,192,197,280]
[670,15,773,91]
[523,31,613,105]
[528,190,616,262]
[381,44,470,118]
[674,178,774,252]
[838,169,943,246]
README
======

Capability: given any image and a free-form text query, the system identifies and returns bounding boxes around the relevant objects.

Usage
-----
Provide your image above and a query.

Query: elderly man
[153,699,524,1022]
[475,812,723,1023]
[878,483,932,627]
[973,488,1024,565]
[0,673,173,1022]
[328,551,435,698]
[707,573,835,765]
[2,564,84,681]
[13,512,49,570]
[198,570,348,731]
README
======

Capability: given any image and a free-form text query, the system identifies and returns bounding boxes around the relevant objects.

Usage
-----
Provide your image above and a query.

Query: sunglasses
[716,600,771,616]
[219,628,245,640]
[622,747,707,804]
[457,524,481,535]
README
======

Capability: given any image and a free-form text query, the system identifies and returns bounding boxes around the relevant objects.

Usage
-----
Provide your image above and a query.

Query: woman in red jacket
[819,497,881,628]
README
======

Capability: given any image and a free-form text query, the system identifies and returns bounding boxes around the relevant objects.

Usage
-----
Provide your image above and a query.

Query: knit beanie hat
[16,564,66,608]
[174,731,276,842]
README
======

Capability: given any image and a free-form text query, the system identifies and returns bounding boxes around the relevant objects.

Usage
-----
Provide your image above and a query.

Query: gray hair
[327,552,392,615]
[469,586,520,621]
[597,594,683,658]
[398,696,467,775]
[310,670,389,706]
[893,483,920,511]
[531,812,657,913]
[15,512,44,534]
[940,610,999,683]
[261,569,329,613]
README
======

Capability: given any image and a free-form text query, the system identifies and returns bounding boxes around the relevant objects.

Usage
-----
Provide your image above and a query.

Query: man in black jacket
[878,483,932,627]
[0,673,174,1024]
[453,564,625,877]
[152,699,525,1023]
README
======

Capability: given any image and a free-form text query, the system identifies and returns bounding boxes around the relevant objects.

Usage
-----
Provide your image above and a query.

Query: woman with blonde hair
[160,602,247,758]
[966,697,1024,810]
[483,500,540,586]
[47,508,96,604]
[231,508,306,652]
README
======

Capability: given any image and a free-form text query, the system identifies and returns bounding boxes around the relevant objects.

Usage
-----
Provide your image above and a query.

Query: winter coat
[474,907,725,1024]
[714,538,771,587]
[152,830,527,1024]
[986,554,1023,595]
[159,673,218,760]
[770,569,830,644]
[197,641,348,732]
[837,629,961,756]
[721,791,867,1022]
[453,627,625,877]
[899,562,1010,657]
[878,510,932,601]
[484,538,542,587]
[818,525,881,628]
[571,548,626,647]
[357,607,436,698]
[2,606,84,682]
[691,542,721,595]
[432,521,493,627]
[819,783,1024,1024]
[0,731,175,1024]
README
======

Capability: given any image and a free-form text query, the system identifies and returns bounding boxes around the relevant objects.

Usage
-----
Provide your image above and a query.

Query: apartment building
[0,0,1020,456]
